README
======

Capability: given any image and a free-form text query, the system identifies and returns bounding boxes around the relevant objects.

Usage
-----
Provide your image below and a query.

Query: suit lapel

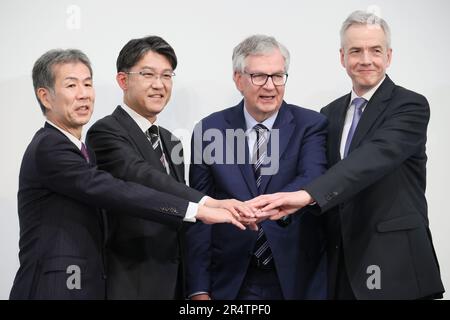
[112,106,167,173]
[348,76,394,154]
[258,102,295,194]
[224,101,259,197]
[159,128,184,182]
[332,94,351,162]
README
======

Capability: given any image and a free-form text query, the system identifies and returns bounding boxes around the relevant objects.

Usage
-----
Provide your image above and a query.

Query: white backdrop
[0,0,448,299]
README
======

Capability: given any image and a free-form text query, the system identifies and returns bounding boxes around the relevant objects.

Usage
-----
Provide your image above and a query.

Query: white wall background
[0,0,448,299]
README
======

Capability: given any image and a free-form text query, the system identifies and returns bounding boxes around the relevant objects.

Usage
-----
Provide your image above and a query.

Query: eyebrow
[140,66,173,72]
[63,76,92,81]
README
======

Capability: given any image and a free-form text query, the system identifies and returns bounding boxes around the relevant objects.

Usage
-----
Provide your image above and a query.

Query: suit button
[335,245,339,250]
[102,274,107,280]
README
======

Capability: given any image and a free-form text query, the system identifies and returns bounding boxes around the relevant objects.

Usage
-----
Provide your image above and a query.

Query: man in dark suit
[10,49,246,300]
[185,35,328,300]
[249,11,445,299]
[86,36,254,299]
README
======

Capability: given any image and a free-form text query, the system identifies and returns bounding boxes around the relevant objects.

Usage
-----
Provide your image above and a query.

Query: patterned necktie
[343,97,367,158]
[252,124,268,189]
[146,125,168,172]
[80,142,90,163]
[252,124,273,266]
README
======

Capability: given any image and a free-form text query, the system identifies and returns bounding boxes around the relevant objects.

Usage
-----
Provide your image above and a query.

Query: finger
[269,211,288,220]
[245,195,268,205]
[225,206,240,219]
[238,217,257,223]
[248,222,259,231]
[237,205,255,218]
[260,199,283,212]
[229,217,246,230]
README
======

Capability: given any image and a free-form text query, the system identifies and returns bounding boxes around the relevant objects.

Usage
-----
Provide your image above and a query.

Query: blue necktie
[343,97,367,158]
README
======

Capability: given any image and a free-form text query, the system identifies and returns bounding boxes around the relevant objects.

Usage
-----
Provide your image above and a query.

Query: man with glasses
[87,36,255,299]
[248,11,445,299]
[10,48,246,300]
[185,35,328,300]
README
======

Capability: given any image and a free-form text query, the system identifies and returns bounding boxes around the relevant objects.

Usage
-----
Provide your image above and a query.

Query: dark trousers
[335,244,356,300]
[237,261,284,300]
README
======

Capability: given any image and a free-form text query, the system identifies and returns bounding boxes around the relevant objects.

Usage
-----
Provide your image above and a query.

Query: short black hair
[116,35,177,72]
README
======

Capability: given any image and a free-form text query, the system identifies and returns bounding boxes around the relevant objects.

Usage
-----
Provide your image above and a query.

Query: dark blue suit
[10,123,190,299]
[185,101,328,299]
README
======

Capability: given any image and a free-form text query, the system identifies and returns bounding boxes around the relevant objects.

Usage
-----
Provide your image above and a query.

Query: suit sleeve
[86,120,204,203]
[184,121,214,296]
[36,132,188,227]
[305,90,429,213]
[278,114,328,192]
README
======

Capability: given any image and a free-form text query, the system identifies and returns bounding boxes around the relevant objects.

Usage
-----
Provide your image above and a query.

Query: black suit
[86,106,204,299]
[10,123,189,300]
[305,76,445,299]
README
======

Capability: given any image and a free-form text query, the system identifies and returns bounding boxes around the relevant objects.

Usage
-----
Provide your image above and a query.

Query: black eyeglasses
[243,71,288,86]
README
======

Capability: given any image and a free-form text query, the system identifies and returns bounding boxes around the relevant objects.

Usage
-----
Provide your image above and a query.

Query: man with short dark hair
[10,48,246,300]
[87,36,253,299]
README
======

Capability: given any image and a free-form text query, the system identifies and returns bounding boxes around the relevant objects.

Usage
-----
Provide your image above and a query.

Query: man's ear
[116,72,128,91]
[339,48,346,68]
[233,71,244,92]
[36,87,53,113]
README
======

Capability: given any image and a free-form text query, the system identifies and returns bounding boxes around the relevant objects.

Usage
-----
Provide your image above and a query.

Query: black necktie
[146,125,168,173]
[252,124,273,266]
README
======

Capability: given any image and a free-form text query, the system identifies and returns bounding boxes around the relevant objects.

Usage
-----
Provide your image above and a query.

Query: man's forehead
[52,62,91,78]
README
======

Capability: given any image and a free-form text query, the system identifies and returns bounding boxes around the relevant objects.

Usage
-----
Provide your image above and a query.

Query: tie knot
[352,97,367,110]
[253,123,268,133]
[147,125,159,136]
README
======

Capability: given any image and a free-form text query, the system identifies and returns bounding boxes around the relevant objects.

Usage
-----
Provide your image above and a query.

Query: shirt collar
[243,104,278,131]
[350,75,386,103]
[46,120,83,150]
[122,103,159,133]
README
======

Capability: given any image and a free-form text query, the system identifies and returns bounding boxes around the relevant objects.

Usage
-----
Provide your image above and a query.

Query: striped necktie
[252,124,273,266]
[146,125,168,173]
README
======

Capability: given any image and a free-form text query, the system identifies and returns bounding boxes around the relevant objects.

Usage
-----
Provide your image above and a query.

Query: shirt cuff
[183,202,198,223]
[198,196,209,206]
[188,291,210,299]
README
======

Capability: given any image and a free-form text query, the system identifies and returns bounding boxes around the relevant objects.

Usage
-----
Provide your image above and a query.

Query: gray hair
[32,49,92,114]
[232,35,290,73]
[340,10,391,48]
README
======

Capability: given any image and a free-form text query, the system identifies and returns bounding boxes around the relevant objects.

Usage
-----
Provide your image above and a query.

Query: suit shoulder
[322,95,348,113]
[25,127,75,163]
[88,114,123,134]
[285,103,327,123]
[197,105,236,127]
[392,85,428,105]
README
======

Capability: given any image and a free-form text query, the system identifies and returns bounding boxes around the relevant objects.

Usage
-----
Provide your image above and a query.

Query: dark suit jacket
[185,100,328,299]
[10,122,189,300]
[305,76,445,299]
[86,106,204,299]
